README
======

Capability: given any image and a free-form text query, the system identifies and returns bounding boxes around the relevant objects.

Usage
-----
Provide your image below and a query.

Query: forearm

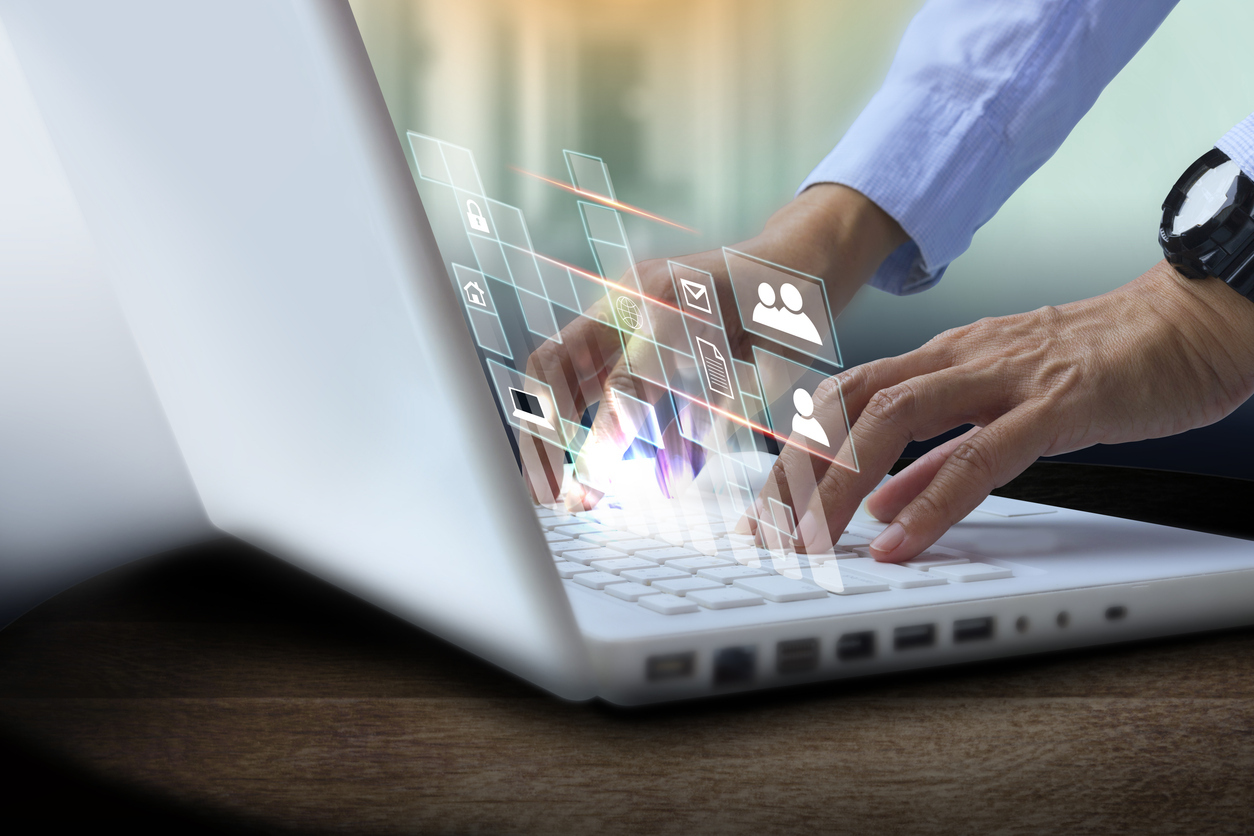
[739,184,909,314]
[803,0,1180,296]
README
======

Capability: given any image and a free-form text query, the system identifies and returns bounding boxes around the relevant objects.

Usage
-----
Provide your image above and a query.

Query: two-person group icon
[752,281,822,345]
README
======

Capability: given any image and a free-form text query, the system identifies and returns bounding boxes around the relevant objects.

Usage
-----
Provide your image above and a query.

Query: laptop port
[713,646,756,686]
[893,624,936,651]
[776,638,820,674]
[836,631,875,661]
[1105,605,1127,621]
[953,617,994,643]
[646,652,695,682]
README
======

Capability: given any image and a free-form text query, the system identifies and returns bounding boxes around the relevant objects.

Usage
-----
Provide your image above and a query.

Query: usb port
[836,631,875,661]
[893,624,936,651]
[776,638,820,674]
[1105,605,1127,621]
[646,652,695,682]
[713,646,756,686]
[953,617,995,643]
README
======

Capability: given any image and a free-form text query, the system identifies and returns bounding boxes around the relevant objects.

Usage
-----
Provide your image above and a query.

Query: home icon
[462,280,487,308]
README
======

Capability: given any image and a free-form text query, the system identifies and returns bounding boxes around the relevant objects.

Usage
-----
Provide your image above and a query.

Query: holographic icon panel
[452,264,512,360]
[486,358,567,448]
[752,346,857,472]
[725,248,842,368]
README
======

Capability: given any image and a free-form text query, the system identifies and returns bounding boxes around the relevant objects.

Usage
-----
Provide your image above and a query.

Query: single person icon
[751,281,822,345]
[790,386,830,447]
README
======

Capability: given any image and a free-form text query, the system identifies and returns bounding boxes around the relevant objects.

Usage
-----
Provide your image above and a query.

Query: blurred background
[348,0,1254,479]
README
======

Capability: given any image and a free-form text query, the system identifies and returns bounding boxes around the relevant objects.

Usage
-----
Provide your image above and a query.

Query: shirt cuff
[1215,112,1254,180]
[799,84,1007,296]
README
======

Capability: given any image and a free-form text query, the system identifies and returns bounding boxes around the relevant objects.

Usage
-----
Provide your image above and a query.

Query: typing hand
[757,261,1254,561]
[520,184,906,508]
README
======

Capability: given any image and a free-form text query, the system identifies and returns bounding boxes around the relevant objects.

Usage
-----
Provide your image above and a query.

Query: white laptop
[5,0,1252,705]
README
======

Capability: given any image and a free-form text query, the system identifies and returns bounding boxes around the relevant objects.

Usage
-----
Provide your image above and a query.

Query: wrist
[744,184,909,311]
[1134,260,1254,392]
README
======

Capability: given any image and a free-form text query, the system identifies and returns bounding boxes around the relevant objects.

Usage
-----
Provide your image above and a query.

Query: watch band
[1159,148,1254,300]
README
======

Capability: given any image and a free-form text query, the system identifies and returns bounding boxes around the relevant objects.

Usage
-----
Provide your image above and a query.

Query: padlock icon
[466,199,490,233]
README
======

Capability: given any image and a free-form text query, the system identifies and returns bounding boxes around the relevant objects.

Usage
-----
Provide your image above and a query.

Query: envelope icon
[679,278,713,314]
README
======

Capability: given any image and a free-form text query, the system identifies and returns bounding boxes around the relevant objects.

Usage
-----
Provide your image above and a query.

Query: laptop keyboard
[536,506,1014,615]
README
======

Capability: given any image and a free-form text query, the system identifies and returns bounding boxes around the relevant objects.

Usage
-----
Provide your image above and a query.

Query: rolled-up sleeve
[802,0,1179,294]
[1217,113,1254,179]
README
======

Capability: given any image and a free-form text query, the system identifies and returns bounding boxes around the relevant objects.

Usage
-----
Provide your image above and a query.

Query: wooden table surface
[2,462,1253,835]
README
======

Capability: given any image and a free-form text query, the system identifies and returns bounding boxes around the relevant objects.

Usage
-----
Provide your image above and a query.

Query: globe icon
[615,295,641,330]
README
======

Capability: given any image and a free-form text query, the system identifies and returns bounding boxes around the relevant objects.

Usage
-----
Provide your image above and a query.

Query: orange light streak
[526,256,854,472]
[533,251,692,322]
[510,166,699,234]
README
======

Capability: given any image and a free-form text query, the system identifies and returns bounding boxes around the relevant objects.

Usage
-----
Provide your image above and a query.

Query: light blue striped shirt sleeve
[1217,113,1254,180]
[801,0,1180,295]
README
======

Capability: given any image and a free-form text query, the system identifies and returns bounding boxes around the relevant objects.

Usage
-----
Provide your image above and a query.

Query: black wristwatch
[1159,148,1254,302]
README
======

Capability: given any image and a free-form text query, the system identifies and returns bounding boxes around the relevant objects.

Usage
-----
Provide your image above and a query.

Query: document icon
[679,278,713,315]
[695,337,734,399]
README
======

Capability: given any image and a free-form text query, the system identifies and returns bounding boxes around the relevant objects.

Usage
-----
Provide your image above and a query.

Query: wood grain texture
[1,463,1252,834]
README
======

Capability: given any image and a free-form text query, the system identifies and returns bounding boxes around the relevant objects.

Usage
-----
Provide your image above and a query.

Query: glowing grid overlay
[407,132,857,510]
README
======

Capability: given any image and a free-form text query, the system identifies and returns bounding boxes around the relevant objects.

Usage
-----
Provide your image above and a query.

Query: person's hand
[757,261,1254,561]
[520,184,906,508]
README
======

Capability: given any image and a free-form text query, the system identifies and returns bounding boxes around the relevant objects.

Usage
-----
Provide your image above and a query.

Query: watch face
[1173,159,1242,234]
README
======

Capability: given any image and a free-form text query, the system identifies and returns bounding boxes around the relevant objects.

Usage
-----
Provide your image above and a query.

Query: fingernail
[870,522,906,555]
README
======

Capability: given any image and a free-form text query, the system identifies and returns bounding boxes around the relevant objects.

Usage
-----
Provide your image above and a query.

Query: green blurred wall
[352,0,1254,476]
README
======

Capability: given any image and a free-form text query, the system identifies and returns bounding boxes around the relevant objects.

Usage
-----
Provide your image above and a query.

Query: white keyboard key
[572,571,627,590]
[653,577,725,596]
[931,562,1013,582]
[638,593,700,615]
[810,565,890,595]
[667,556,735,573]
[697,565,772,584]
[687,587,765,610]
[842,558,947,589]
[686,539,721,555]
[605,582,660,602]
[620,566,691,585]
[590,556,659,575]
[536,514,575,530]
[553,523,608,537]
[650,528,683,545]
[637,547,701,564]
[580,529,649,547]
[794,549,856,566]
[554,561,596,579]
[720,547,772,567]
[562,547,629,565]
[580,509,629,526]
[773,553,826,569]
[534,506,561,519]
[655,527,716,546]
[553,542,615,558]
[905,554,969,572]
[544,531,573,544]
[605,538,673,555]
[732,576,829,603]
[836,533,872,548]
